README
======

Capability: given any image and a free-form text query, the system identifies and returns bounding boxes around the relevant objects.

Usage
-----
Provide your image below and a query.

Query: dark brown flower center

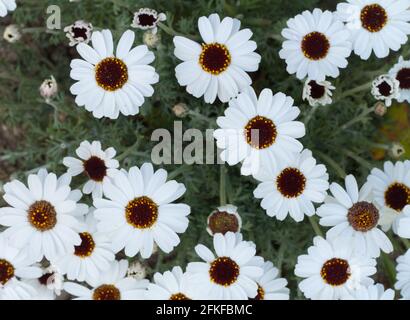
[276,168,306,198]
[0,259,15,285]
[72,27,88,39]
[301,32,330,61]
[209,257,240,286]
[208,211,239,235]
[347,201,379,232]
[308,80,325,99]
[95,57,128,91]
[385,182,410,212]
[137,13,157,27]
[74,232,96,257]
[126,196,158,229]
[92,284,121,300]
[377,81,392,97]
[169,293,190,300]
[38,272,54,286]
[28,200,57,231]
[83,156,107,182]
[396,68,410,89]
[199,43,231,75]
[361,4,388,33]
[320,258,350,286]
[245,116,277,149]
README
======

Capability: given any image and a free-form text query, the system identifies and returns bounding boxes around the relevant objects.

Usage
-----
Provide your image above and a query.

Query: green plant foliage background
[0,0,409,298]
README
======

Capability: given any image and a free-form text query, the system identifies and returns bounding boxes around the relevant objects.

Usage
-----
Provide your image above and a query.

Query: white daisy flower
[131,8,166,34]
[146,266,198,300]
[302,79,335,107]
[94,163,190,259]
[54,209,115,283]
[254,149,329,222]
[213,87,305,177]
[63,140,120,200]
[0,236,42,300]
[27,264,65,300]
[64,20,93,47]
[389,56,410,103]
[70,29,159,119]
[371,74,400,106]
[336,0,410,59]
[366,161,410,234]
[173,13,261,103]
[206,204,242,236]
[279,8,352,81]
[64,260,149,300]
[0,0,16,18]
[0,169,88,262]
[295,236,376,300]
[348,283,395,300]
[317,174,393,258]
[186,232,263,300]
[396,249,410,299]
[251,259,290,300]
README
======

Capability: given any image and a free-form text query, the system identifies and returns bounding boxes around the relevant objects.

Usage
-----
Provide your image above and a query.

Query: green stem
[315,150,346,179]
[308,216,323,237]
[337,81,372,100]
[401,238,410,250]
[219,165,227,206]
[157,22,199,41]
[338,105,376,132]
[116,139,140,161]
[304,105,319,126]
[342,148,373,170]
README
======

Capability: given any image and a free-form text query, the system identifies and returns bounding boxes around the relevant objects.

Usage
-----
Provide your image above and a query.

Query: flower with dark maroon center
[320,258,351,286]
[95,57,129,92]
[74,232,96,258]
[276,168,307,198]
[92,284,121,300]
[360,4,388,33]
[347,201,379,232]
[137,13,157,27]
[384,182,410,212]
[308,80,325,99]
[199,43,231,75]
[208,210,239,235]
[209,257,240,286]
[72,27,88,40]
[27,200,57,231]
[245,116,277,149]
[126,196,158,229]
[377,81,392,97]
[169,293,190,300]
[0,259,15,285]
[83,156,107,182]
[301,32,330,61]
[396,68,410,90]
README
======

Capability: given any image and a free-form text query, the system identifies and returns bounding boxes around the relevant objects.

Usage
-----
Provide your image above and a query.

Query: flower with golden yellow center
[360,4,388,33]
[0,259,15,285]
[199,43,231,75]
[209,257,240,287]
[347,201,379,232]
[95,57,128,91]
[27,200,57,231]
[92,284,121,300]
[74,232,96,258]
[125,196,158,229]
[320,258,351,286]
[244,116,277,149]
